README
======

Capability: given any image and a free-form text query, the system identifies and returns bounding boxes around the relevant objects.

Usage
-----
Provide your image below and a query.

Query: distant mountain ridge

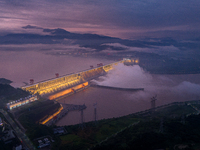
[1,26,199,52]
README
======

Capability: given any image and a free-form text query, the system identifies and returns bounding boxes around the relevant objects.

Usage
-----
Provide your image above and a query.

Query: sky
[0,0,200,70]
[1,0,200,39]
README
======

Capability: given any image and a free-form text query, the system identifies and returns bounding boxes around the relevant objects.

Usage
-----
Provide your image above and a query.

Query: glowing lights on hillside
[41,105,63,125]
[7,95,38,110]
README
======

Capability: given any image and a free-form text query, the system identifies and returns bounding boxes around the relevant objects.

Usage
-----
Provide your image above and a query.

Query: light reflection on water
[1,50,200,126]
[0,50,112,87]
[56,72,200,126]
[55,64,200,126]
[56,87,149,126]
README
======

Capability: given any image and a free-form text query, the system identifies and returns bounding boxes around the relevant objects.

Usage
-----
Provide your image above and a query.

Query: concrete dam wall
[21,60,124,95]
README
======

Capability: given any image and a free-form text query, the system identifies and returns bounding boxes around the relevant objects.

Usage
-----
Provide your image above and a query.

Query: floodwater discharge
[1,50,200,126]
[56,65,200,126]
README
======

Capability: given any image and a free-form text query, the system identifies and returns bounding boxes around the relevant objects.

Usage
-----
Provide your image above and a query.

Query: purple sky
[1,0,200,39]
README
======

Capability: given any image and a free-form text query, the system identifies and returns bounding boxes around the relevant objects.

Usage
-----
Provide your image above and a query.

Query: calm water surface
[56,73,200,126]
[0,50,112,87]
[1,50,200,126]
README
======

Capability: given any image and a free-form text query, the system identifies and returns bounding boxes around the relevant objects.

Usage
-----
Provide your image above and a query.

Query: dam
[21,60,126,97]
[20,58,141,125]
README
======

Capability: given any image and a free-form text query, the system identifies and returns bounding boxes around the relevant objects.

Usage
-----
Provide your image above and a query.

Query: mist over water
[1,50,200,126]
[94,64,153,88]
[57,64,200,126]
[93,64,200,104]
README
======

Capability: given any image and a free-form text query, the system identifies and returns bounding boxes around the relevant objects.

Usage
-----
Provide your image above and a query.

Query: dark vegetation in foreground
[2,80,200,149]
[93,115,200,150]
[18,100,60,128]
[55,103,200,150]
[10,100,61,148]
[2,79,200,149]
[16,100,60,140]
[0,82,61,149]
[11,99,200,150]
[0,113,22,150]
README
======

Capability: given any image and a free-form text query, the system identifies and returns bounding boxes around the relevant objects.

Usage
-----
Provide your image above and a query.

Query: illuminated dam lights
[21,60,124,96]
[7,95,38,110]
[37,79,81,95]
[41,105,63,125]
[48,82,89,100]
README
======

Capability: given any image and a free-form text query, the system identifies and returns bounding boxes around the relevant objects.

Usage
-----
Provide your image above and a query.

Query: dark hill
[0,83,30,101]
[0,78,12,84]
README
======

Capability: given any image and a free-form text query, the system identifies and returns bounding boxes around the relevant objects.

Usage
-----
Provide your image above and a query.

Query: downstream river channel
[1,50,200,126]
[56,71,200,126]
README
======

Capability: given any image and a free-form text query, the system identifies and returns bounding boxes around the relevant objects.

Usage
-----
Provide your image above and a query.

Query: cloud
[0,0,200,39]
[0,43,92,52]
[172,81,200,95]
[102,43,129,49]
[22,25,43,29]
[0,27,199,61]
[100,42,181,57]
[93,64,153,88]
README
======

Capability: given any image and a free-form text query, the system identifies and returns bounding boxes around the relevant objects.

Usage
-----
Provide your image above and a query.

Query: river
[1,50,200,126]
[56,65,200,126]
[0,50,112,87]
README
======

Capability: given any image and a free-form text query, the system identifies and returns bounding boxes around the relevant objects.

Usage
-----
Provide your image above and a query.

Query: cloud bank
[0,0,200,39]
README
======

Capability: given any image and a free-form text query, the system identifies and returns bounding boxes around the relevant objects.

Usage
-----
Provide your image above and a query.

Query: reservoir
[1,50,200,126]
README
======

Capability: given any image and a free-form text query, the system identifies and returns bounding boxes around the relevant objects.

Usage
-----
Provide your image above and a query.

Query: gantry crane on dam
[19,58,139,125]
[21,58,138,100]
[21,60,126,96]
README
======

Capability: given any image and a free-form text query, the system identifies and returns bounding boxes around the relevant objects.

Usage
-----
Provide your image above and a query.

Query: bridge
[21,60,126,97]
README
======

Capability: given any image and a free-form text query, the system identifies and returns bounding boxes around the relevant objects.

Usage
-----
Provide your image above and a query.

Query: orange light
[49,89,72,100]
[48,82,88,100]
[41,105,63,124]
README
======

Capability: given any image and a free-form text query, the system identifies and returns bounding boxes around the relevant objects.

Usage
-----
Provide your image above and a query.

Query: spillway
[21,60,124,96]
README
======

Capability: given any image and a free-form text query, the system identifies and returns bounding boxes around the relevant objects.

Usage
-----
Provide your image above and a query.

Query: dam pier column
[21,60,124,97]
